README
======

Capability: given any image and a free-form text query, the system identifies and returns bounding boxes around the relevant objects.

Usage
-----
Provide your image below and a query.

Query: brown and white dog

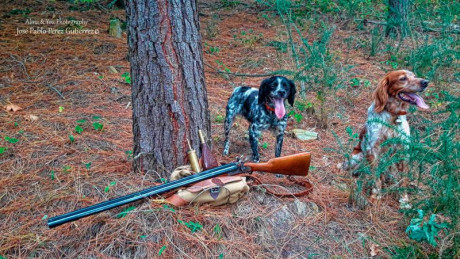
[341,70,429,208]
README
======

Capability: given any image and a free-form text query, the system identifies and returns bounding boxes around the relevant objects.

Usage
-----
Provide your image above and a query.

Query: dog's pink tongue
[408,93,429,109]
[274,98,286,119]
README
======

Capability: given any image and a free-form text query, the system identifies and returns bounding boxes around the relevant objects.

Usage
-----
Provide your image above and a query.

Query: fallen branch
[355,19,460,34]
[8,54,30,79]
[46,84,65,100]
[204,62,284,78]
[422,21,460,34]
[356,19,387,26]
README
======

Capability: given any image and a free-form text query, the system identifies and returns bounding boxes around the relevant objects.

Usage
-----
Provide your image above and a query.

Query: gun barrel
[48,162,238,228]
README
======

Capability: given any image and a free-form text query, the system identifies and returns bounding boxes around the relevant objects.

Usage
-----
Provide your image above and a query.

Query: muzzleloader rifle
[47,152,311,228]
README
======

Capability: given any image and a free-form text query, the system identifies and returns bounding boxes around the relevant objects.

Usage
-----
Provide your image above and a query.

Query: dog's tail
[337,125,367,171]
[338,152,364,171]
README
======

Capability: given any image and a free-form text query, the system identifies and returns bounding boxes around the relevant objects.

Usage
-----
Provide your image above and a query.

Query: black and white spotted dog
[223,76,296,162]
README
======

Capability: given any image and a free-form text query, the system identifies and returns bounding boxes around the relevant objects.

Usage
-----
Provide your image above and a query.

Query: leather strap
[166,193,189,206]
[391,111,407,116]
[159,173,313,207]
[243,174,313,197]
[265,103,275,113]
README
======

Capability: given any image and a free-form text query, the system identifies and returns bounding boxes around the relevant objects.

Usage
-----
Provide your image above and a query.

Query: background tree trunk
[386,0,410,38]
[126,0,210,178]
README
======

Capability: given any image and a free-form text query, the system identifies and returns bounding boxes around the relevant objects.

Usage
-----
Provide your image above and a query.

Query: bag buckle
[210,187,220,200]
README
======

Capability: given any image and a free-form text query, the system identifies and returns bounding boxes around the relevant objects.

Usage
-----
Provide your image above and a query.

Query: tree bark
[126,0,210,178]
[386,0,410,38]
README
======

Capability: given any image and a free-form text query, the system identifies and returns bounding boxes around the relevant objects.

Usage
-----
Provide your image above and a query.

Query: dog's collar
[390,111,407,116]
[385,102,408,117]
[265,103,275,113]
[390,111,407,124]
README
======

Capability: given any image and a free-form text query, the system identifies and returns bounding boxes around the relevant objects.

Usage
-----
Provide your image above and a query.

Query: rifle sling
[243,174,313,197]
[162,173,313,205]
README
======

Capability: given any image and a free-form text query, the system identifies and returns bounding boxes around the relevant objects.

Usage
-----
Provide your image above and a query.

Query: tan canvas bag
[167,165,249,207]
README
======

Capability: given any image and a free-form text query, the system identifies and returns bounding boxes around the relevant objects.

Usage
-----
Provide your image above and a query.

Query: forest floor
[0,1,452,258]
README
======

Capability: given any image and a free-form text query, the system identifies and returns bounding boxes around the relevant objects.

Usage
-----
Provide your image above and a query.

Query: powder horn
[198,129,219,170]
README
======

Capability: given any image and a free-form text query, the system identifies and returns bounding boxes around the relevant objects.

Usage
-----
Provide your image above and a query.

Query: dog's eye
[399,77,407,81]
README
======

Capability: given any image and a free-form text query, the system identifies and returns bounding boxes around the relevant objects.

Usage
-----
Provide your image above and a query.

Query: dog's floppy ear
[258,77,273,105]
[287,79,296,106]
[373,75,389,113]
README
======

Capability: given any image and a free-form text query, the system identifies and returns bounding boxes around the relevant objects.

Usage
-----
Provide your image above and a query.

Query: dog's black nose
[421,80,429,88]
[278,90,286,96]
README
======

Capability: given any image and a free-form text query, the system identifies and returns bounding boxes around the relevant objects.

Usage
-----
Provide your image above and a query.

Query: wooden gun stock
[244,152,311,176]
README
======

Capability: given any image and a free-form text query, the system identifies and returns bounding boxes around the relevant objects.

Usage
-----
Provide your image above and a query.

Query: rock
[269,205,293,231]
[292,129,318,141]
[293,199,307,215]
[309,202,320,214]
[289,200,320,217]
[265,201,321,241]
[269,202,321,226]
[255,190,266,204]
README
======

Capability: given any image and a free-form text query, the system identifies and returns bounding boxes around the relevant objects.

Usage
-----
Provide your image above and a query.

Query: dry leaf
[108,66,118,74]
[5,103,22,112]
[25,114,38,121]
[370,243,380,257]
[291,129,318,141]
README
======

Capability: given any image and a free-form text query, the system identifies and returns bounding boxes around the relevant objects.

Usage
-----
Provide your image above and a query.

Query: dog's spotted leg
[274,122,286,157]
[396,160,412,209]
[275,134,284,157]
[367,147,383,203]
[371,173,383,202]
[223,104,238,156]
[349,178,369,209]
[249,124,262,162]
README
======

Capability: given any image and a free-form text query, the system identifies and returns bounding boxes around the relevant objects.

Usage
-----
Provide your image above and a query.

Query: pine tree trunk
[126,0,210,178]
[386,0,410,38]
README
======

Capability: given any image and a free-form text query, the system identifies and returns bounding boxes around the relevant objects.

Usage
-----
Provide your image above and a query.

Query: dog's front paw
[399,194,412,209]
[351,169,362,177]
[370,193,382,204]
[349,191,368,210]
[356,194,369,209]
[337,162,344,170]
